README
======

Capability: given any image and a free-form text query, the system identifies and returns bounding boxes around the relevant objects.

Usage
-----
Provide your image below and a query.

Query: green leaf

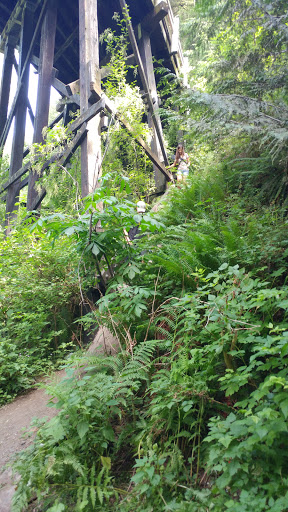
[101,456,112,470]
[77,421,89,439]
[92,243,100,256]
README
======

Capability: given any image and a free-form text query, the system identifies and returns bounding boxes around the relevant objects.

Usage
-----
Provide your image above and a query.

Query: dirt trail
[0,327,120,512]
[0,371,66,512]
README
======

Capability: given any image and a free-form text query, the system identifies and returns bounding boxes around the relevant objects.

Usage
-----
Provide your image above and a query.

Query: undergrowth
[10,168,288,512]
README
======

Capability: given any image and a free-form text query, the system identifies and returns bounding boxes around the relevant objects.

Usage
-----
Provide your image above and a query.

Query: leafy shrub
[0,227,80,404]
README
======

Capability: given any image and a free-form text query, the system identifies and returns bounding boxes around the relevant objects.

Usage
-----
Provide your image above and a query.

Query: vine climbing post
[79,0,102,197]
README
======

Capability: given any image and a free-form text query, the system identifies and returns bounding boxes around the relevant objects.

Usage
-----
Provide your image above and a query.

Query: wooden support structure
[5,2,34,228]
[138,25,167,193]
[119,0,169,168]
[0,36,15,142]
[90,83,172,182]
[0,0,183,223]
[140,1,169,34]
[79,0,101,197]
[27,0,57,211]
[0,0,49,150]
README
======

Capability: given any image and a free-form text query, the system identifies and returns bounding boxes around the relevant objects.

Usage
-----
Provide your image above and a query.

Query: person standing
[167,144,190,183]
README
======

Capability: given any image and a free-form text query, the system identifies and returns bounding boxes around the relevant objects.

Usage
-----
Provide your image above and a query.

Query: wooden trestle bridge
[0,0,183,226]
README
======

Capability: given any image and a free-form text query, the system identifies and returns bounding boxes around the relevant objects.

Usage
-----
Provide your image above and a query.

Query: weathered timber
[139,26,166,192]
[27,99,35,126]
[0,0,26,53]
[0,112,63,197]
[119,0,168,166]
[56,94,80,113]
[0,124,87,196]
[27,123,88,211]
[79,0,102,197]
[27,0,57,211]
[54,27,78,63]
[170,15,179,55]
[12,54,35,127]
[66,79,80,96]
[68,98,105,133]
[52,77,70,98]
[5,3,34,226]
[90,82,172,182]
[0,36,15,141]
[0,0,49,149]
[140,1,169,34]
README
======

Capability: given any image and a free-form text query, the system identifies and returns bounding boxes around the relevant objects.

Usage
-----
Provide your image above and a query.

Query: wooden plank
[90,83,172,182]
[0,36,15,140]
[0,0,49,149]
[27,0,58,211]
[118,0,168,166]
[79,0,102,197]
[68,98,105,133]
[5,3,35,225]
[52,77,70,97]
[139,28,166,192]
[0,161,31,195]
[170,15,180,55]
[140,1,169,34]
[66,79,80,96]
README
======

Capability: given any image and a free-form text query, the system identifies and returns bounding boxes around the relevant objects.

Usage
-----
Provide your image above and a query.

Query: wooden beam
[118,0,168,166]
[27,0,58,211]
[170,15,180,55]
[139,28,166,192]
[1,124,87,197]
[68,98,105,133]
[0,36,15,141]
[56,24,79,76]
[0,0,49,149]
[5,3,35,227]
[90,83,172,182]
[52,77,70,97]
[140,1,169,34]
[0,0,26,53]
[66,79,80,96]
[54,27,78,63]
[13,51,35,125]
[79,0,102,197]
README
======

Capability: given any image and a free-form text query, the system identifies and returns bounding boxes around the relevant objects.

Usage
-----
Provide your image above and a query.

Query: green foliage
[12,166,288,510]
[0,227,80,404]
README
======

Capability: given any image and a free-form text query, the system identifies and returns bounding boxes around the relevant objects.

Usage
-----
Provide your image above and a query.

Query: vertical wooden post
[27,0,57,211]
[0,35,15,144]
[138,28,166,193]
[5,3,34,227]
[79,0,101,197]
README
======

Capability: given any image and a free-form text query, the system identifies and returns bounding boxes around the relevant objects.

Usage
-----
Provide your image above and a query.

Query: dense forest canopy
[1,1,288,511]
